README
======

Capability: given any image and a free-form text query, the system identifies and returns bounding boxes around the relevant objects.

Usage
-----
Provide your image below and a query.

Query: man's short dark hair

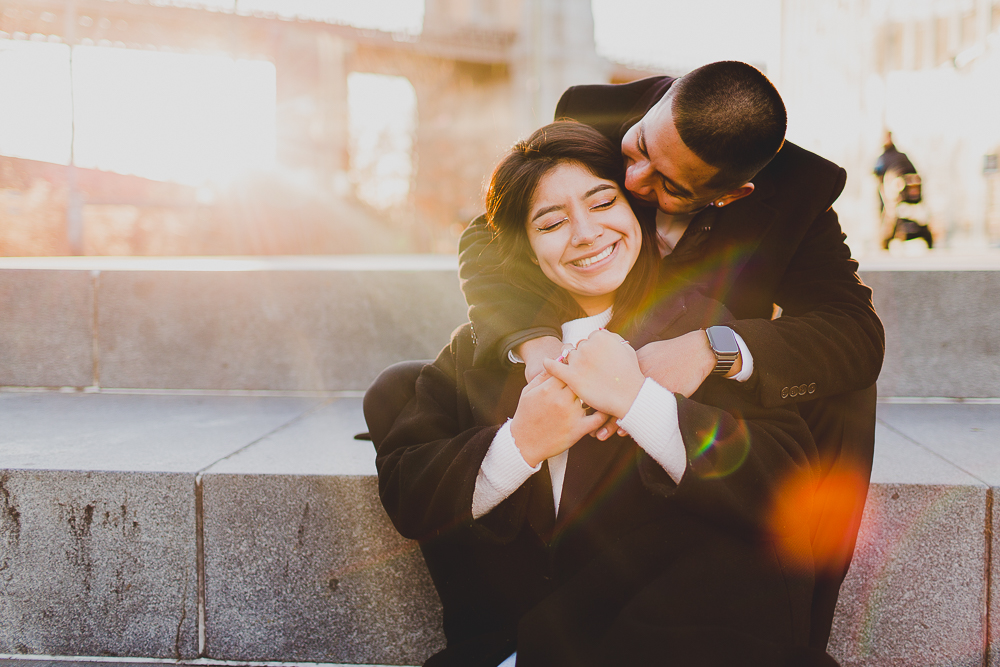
[670,61,787,190]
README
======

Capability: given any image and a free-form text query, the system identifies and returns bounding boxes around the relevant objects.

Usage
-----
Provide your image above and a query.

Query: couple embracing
[365,61,883,667]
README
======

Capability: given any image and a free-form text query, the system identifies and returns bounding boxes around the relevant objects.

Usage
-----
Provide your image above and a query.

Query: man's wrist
[516,335,563,364]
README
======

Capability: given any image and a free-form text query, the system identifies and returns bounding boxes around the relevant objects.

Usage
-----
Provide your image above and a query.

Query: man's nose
[625,160,654,195]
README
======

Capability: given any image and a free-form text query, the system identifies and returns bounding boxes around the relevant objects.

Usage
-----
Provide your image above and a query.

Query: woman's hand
[543,329,646,420]
[510,371,607,467]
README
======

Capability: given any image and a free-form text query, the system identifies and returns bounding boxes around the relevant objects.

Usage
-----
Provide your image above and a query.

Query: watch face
[706,326,740,356]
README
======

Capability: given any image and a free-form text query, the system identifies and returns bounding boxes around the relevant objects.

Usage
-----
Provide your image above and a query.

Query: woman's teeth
[571,243,615,268]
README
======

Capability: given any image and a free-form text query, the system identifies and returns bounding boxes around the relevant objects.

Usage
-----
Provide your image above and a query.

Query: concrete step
[2,255,1000,398]
[0,661,410,667]
[1,392,999,665]
[0,392,441,665]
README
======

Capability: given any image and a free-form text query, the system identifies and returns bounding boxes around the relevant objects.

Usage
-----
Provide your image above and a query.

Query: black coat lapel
[625,293,689,350]
[557,434,633,529]
[527,460,556,543]
[662,182,778,310]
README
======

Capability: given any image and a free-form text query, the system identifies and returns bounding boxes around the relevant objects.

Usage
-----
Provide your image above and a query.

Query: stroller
[880,171,933,249]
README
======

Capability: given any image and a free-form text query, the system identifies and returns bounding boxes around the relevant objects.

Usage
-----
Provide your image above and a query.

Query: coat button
[799,384,807,395]
[789,386,799,397]
[808,383,816,394]
[781,387,789,398]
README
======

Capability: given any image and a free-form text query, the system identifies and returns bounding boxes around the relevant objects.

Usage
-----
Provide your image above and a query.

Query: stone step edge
[7,386,1000,403]
[0,655,414,667]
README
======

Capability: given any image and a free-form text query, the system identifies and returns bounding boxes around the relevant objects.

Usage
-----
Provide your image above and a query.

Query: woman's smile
[569,241,617,268]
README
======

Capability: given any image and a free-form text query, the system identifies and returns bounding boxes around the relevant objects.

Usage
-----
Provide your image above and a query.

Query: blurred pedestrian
[875,131,932,249]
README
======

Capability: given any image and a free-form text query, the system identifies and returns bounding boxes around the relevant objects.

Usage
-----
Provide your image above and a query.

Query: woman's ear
[530,256,539,265]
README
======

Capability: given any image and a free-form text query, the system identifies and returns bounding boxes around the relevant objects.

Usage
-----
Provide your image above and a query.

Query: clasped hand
[510,330,645,466]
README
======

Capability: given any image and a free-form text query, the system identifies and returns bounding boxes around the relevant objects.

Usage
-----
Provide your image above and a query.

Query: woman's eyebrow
[584,184,616,198]
[530,204,563,224]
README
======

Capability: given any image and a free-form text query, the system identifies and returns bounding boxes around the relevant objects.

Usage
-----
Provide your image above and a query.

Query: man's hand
[517,336,565,382]
[635,330,722,397]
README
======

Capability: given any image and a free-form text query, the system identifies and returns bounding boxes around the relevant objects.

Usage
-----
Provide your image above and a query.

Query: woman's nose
[572,217,601,246]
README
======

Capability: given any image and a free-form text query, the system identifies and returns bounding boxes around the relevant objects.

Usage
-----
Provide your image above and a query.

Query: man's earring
[716,201,725,207]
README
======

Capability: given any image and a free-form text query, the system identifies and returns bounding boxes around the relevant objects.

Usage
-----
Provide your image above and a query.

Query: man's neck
[655,209,701,257]
[656,209,699,227]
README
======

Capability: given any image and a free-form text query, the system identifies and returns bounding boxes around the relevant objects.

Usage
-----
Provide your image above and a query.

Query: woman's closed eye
[535,216,568,232]
[589,195,617,211]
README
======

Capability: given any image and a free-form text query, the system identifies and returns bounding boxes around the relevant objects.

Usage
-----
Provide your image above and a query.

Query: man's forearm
[459,216,563,366]
[635,330,744,398]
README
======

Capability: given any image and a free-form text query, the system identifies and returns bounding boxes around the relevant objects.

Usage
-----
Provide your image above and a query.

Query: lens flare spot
[770,464,870,573]
[689,417,751,479]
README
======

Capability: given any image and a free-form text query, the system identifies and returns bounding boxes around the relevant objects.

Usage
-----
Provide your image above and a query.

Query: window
[935,16,952,65]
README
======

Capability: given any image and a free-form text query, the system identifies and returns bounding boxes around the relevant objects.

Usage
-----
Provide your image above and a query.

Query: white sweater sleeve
[472,419,541,519]
[728,331,753,382]
[617,377,687,484]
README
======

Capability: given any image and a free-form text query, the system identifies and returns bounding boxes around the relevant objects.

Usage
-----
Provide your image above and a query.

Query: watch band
[705,326,740,376]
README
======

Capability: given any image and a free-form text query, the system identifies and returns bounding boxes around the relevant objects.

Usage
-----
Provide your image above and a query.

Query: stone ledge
[0,393,998,665]
[0,257,998,397]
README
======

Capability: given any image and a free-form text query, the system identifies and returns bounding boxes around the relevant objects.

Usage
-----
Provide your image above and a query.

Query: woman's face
[526,162,642,317]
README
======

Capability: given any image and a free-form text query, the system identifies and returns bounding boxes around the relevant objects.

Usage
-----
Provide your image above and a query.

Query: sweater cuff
[728,331,754,382]
[618,378,686,483]
[472,419,541,519]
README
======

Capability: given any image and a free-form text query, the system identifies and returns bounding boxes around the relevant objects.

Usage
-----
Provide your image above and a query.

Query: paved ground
[0,660,411,667]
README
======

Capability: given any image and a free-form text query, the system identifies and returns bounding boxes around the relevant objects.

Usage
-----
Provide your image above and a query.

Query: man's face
[620,95,726,215]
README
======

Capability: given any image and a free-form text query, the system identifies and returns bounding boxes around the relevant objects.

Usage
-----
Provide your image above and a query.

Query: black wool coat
[374,291,838,667]
[459,76,884,409]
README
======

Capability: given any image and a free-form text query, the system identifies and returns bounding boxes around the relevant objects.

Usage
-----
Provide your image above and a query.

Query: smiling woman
[485,121,659,335]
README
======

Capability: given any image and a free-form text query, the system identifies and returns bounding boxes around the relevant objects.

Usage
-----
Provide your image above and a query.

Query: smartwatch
[705,326,740,376]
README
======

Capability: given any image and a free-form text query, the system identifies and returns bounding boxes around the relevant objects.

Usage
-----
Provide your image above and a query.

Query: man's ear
[714,183,755,208]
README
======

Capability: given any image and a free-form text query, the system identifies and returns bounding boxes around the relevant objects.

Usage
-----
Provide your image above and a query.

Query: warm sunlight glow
[72,47,276,186]
[233,0,424,34]
[348,73,417,210]
[590,0,781,73]
[0,40,72,164]
[0,39,276,186]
